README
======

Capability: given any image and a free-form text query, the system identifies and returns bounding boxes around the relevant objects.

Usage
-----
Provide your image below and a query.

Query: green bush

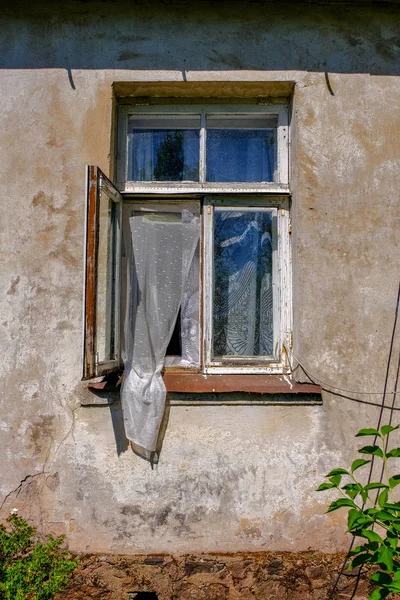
[317,424,400,600]
[0,513,78,600]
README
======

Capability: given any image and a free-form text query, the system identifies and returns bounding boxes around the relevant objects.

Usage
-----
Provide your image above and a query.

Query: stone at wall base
[54,551,400,600]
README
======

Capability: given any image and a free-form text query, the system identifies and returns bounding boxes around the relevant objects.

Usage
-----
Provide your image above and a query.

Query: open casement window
[84,100,305,396]
[83,166,122,379]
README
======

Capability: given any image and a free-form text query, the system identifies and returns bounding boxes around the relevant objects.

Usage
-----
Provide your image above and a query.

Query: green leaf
[378,545,394,572]
[382,502,400,511]
[378,488,389,509]
[356,428,381,438]
[359,445,384,458]
[362,529,383,544]
[325,468,349,477]
[387,448,400,459]
[389,475,400,489]
[347,508,361,531]
[376,510,397,522]
[316,483,336,491]
[393,569,400,582]
[371,571,392,585]
[349,514,374,531]
[342,483,362,500]
[385,530,398,550]
[348,545,363,555]
[369,588,390,600]
[327,498,357,513]
[349,552,371,568]
[365,483,389,491]
[330,474,342,487]
[351,458,371,473]
[381,425,400,436]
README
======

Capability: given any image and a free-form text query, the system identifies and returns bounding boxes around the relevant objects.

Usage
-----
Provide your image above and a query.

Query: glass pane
[206,115,277,182]
[212,209,276,358]
[96,189,120,363]
[128,115,200,181]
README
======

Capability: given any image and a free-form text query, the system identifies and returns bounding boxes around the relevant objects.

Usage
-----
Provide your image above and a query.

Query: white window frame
[114,99,292,376]
[203,195,291,374]
[116,101,289,194]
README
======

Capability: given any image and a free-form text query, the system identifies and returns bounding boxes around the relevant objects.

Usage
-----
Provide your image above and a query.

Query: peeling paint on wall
[0,0,399,556]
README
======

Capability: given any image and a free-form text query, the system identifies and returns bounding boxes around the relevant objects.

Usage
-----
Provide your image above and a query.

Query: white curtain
[213,210,274,357]
[121,206,200,455]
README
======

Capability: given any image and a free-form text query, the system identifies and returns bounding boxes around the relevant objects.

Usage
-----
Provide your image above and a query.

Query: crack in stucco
[51,402,79,461]
[0,428,56,513]
[0,472,44,512]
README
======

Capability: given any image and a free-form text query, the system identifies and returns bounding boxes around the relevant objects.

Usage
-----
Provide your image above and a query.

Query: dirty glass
[128,115,200,181]
[96,188,120,364]
[212,208,277,358]
[206,115,277,182]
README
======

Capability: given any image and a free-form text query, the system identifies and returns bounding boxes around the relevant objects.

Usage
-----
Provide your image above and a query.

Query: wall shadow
[1,0,400,76]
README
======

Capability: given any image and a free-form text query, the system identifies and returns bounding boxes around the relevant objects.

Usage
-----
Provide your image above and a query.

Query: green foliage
[317,424,400,600]
[0,514,78,600]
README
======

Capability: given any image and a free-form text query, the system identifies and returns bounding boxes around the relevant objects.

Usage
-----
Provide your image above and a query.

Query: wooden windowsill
[163,373,321,394]
[87,372,321,395]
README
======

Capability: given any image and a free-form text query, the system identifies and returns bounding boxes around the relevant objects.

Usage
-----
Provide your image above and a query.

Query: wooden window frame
[83,166,123,380]
[85,99,321,396]
[116,101,289,194]
[203,195,292,375]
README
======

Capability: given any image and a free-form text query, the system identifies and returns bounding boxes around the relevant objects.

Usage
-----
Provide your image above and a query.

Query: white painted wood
[116,100,292,376]
[121,183,290,195]
[117,101,290,191]
[202,196,291,374]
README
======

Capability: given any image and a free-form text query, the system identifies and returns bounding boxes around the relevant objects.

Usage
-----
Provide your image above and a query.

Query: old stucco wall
[0,1,400,555]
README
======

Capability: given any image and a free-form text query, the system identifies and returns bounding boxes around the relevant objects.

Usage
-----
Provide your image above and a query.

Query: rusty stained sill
[163,373,321,396]
[87,373,321,403]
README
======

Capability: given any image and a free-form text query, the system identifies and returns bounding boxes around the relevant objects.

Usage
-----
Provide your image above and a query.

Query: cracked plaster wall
[0,0,399,555]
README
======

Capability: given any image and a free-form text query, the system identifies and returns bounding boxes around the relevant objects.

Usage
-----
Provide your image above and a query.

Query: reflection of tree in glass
[154,131,184,180]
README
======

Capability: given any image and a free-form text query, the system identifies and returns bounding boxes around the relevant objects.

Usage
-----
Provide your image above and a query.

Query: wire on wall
[326,281,400,600]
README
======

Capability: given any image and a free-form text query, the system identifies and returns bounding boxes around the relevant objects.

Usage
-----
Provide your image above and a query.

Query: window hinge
[288,216,292,234]
[289,332,293,351]
[94,352,99,377]
[207,205,212,214]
